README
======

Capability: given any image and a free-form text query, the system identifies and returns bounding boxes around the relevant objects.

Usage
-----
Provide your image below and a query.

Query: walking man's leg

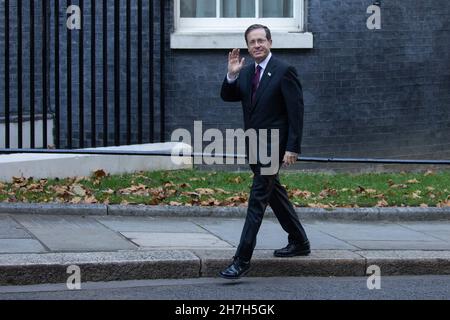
[220,166,277,279]
[269,175,309,245]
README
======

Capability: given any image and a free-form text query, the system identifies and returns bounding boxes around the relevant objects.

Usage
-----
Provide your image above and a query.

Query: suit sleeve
[220,76,242,102]
[281,66,304,154]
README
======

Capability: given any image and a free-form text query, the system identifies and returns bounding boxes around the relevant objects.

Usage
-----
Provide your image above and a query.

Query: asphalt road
[0,276,449,300]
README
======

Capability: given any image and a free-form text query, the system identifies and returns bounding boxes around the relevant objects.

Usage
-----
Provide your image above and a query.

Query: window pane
[221,0,255,18]
[260,0,293,18]
[180,0,216,18]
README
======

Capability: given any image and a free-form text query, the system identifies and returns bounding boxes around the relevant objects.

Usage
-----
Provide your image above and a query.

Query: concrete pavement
[1,211,450,285]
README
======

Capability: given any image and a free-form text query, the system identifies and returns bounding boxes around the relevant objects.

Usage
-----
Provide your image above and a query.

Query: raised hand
[228,49,245,78]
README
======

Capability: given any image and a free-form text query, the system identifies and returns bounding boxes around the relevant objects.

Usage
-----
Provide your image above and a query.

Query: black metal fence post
[2,0,159,151]
[4,0,10,149]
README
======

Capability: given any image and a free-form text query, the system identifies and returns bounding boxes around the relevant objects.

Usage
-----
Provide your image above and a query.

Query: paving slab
[398,222,450,242]
[121,232,233,249]
[96,216,207,233]
[0,250,200,285]
[347,240,450,250]
[0,239,47,253]
[195,218,357,250]
[14,215,136,252]
[307,221,439,241]
[0,216,32,239]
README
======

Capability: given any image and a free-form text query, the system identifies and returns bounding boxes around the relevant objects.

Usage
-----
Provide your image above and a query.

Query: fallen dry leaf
[103,189,115,195]
[231,177,242,184]
[71,184,86,197]
[225,196,248,204]
[195,188,216,195]
[84,196,98,204]
[291,190,312,199]
[411,191,422,199]
[70,197,82,204]
[407,179,420,184]
[319,188,337,198]
[189,177,206,182]
[163,181,175,188]
[214,188,230,195]
[201,199,222,206]
[390,184,408,189]
[93,169,107,179]
[437,200,450,207]
[424,170,435,176]
[376,199,389,207]
[307,203,331,209]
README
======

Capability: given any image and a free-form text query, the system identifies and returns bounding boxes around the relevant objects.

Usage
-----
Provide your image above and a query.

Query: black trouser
[235,165,309,261]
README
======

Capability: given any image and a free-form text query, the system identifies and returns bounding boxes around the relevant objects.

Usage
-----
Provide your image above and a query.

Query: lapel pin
[268,72,272,77]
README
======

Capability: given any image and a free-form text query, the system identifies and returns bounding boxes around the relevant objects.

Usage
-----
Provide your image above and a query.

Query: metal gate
[1,0,165,150]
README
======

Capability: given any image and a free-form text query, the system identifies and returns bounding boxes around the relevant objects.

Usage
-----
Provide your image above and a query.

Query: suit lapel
[244,65,255,109]
[250,57,277,113]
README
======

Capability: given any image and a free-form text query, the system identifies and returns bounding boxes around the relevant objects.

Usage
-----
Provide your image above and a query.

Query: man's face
[246,28,272,64]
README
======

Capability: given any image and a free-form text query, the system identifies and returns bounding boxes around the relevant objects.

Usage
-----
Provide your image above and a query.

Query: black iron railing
[1,0,163,150]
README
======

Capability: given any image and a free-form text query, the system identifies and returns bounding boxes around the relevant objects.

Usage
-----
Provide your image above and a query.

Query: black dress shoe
[274,241,311,257]
[219,257,251,280]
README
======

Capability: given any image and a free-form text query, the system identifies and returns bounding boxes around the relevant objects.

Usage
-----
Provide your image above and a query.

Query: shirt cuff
[227,73,239,83]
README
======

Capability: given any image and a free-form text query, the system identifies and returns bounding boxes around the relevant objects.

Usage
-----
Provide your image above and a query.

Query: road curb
[0,203,107,216]
[1,203,450,221]
[1,250,450,286]
[0,250,200,286]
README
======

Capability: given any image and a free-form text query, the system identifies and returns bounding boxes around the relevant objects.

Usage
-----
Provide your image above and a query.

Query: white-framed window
[176,0,302,32]
[171,0,313,49]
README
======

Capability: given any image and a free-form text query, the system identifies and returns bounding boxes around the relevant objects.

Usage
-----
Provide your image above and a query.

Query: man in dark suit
[219,24,310,280]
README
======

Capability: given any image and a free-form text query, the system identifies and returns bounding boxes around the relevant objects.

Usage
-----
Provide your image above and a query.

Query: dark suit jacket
[221,56,304,162]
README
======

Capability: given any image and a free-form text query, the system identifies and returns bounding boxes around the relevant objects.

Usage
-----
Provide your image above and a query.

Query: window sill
[170,31,314,49]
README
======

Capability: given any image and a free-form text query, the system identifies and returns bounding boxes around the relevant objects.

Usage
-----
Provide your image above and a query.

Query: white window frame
[175,0,303,32]
[171,0,314,49]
